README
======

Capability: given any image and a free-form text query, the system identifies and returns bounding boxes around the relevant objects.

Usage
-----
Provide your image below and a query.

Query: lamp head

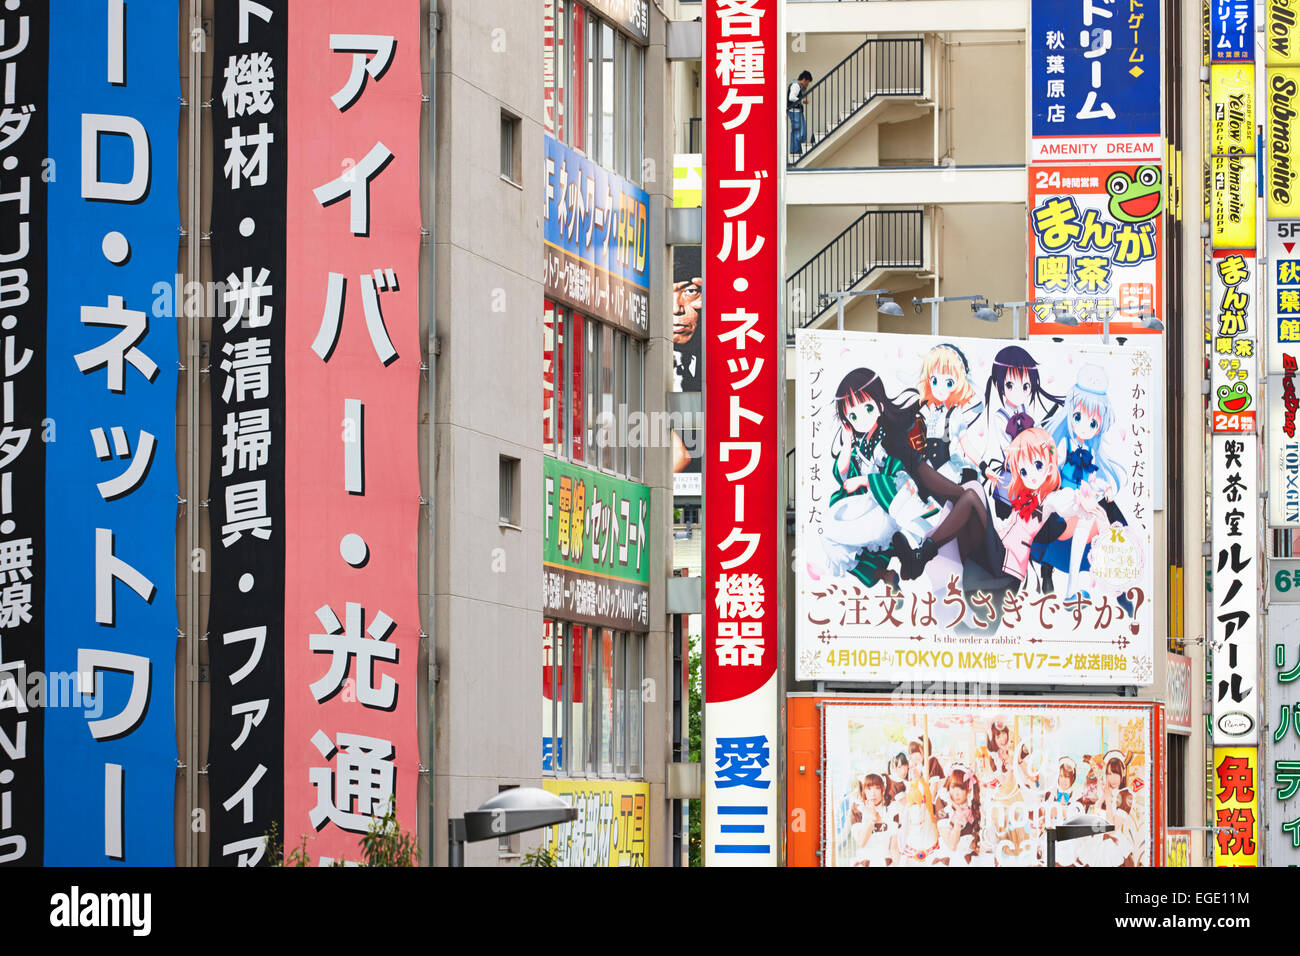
[1051,306,1080,327]
[972,298,999,323]
[878,295,904,317]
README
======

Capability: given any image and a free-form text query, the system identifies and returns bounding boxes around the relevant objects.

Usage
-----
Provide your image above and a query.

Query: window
[599,319,615,471]
[499,455,520,525]
[626,633,643,777]
[627,339,642,480]
[544,618,644,778]
[600,22,615,169]
[546,3,644,183]
[543,620,560,771]
[543,302,566,457]
[543,0,565,138]
[571,4,585,151]
[569,311,584,462]
[500,111,521,184]
[1167,734,1186,828]
[628,44,643,183]
[566,625,585,775]
[544,304,643,480]
[585,319,599,466]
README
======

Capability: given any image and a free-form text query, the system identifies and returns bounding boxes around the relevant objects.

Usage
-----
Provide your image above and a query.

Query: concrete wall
[430,0,547,867]
[428,0,674,867]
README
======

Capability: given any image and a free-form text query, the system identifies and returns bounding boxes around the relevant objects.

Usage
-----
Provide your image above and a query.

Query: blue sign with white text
[1031,0,1163,155]
[543,135,650,335]
[44,0,178,865]
[1211,0,1254,63]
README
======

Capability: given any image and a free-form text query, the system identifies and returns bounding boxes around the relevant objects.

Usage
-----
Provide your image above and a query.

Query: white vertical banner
[1211,432,1260,745]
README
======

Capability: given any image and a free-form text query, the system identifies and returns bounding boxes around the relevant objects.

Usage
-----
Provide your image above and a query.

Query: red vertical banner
[704,0,781,865]
[284,2,422,863]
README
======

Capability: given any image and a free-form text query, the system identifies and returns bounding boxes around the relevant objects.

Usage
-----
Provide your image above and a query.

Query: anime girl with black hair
[820,367,946,587]
[982,345,1065,516]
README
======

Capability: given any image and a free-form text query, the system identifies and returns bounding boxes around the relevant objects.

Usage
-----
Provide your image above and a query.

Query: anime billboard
[820,699,1161,867]
[794,331,1155,686]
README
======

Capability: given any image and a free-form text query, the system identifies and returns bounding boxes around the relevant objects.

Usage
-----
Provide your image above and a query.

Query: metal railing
[791,37,925,165]
[786,208,924,338]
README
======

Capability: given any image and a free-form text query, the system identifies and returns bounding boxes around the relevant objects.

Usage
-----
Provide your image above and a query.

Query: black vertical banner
[208,0,286,865]
[0,2,46,867]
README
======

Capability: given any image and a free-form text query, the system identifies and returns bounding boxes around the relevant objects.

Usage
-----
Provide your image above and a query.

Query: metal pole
[185,0,202,869]
[1012,305,1020,341]
[930,299,938,337]
[426,2,442,868]
[448,818,465,867]
[1102,308,1110,344]
[1047,829,1055,868]
[837,292,844,331]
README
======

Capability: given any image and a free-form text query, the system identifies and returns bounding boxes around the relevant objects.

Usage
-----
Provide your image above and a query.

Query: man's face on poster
[672,278,703,345]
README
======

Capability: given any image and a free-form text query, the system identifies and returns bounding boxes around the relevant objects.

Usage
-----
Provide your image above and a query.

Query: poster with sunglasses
[819,699,1161,868]
[794,330,1155,685]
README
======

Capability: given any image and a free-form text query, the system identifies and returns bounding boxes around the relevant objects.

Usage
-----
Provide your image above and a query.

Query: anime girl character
[820,368,944,585]
[982,346,1065,517]
[1034,364,1129,595]
[917,343,984,483]
[850,773,897,867]
[889,428,1090,603]
[995,427,1113,594]
[935,766,982,866]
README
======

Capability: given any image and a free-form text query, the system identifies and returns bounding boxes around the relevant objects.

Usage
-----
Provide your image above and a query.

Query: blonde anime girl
[918,343,984,483]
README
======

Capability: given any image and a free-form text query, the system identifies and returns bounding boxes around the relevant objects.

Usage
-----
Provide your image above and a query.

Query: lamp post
[1045,813,1114,868]
[822,288,904,331]
[448,787,578,867]
[910,294,996,336]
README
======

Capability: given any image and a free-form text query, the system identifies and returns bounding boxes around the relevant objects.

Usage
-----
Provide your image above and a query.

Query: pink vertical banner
[284,1,422,863]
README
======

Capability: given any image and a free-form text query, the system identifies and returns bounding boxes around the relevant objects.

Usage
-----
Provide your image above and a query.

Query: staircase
[786,208,924,339]
[791,37,925,167]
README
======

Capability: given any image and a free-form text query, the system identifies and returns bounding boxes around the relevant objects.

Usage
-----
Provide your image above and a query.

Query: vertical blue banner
[45,0,178,865]
[1030,0,1163,161]
[1211,0,1254,63]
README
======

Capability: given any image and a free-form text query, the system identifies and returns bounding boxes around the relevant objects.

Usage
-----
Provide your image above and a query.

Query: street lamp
[1045,813,1114,867]
[822,288,904,331]
[1058,298,1163,341]
[992,299,1058,340]
[910,294,995,336]
[448,787,577,867]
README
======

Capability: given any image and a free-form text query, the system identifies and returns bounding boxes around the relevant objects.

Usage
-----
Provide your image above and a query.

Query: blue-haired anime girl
[1036,364,1129,598]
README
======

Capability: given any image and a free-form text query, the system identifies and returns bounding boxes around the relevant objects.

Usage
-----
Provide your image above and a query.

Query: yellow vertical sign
[1268,0,1300,66]
[1212,747,1259,866]
[1212,65,1255,156]
[1212,154,1257,248]
[1268,68,1300,217]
